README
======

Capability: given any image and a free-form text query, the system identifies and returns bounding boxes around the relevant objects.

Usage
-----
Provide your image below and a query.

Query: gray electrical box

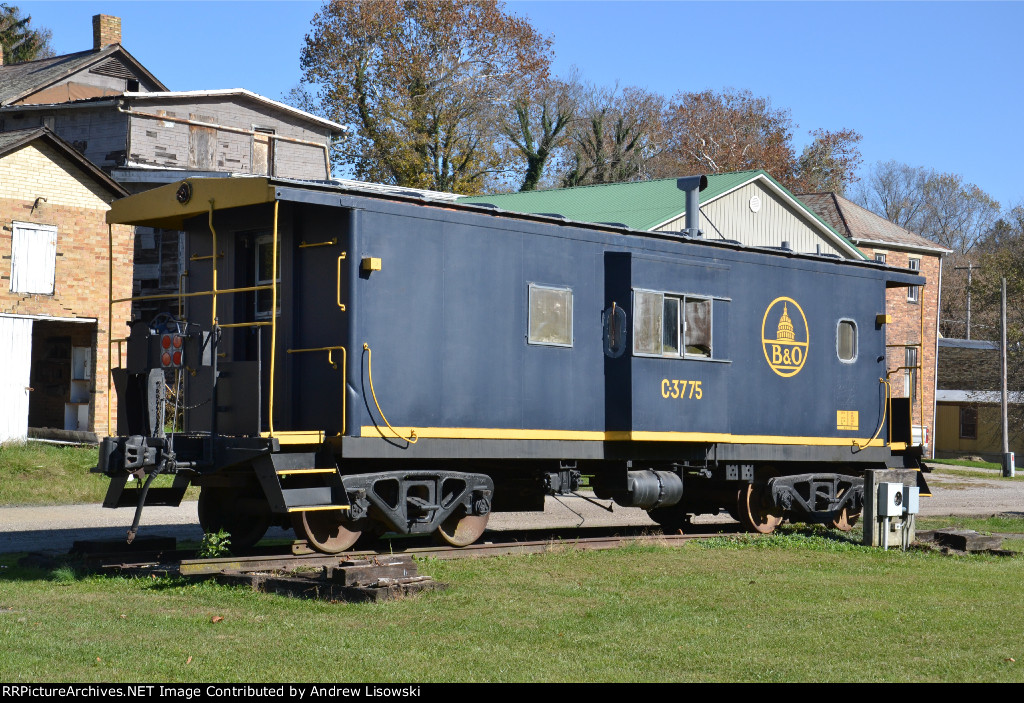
[878,482,904,517]
[904,486,920,515]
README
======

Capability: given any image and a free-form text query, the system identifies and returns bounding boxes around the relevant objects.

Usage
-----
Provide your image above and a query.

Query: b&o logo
[761,297,808,377]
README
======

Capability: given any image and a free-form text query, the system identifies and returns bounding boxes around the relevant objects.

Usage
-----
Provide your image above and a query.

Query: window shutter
[10,222,58,295]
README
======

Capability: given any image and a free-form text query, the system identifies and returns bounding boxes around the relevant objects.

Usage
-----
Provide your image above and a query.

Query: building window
[253,129,275,176]
[837,319,857,362]
[960,406,978,440]
[874,252,887,264]
[10,221,58,295]
[907,258,921,303]
[254,234,280,318]
[633,289,712,358]
[528,284,573,347]
[904,346,919,404]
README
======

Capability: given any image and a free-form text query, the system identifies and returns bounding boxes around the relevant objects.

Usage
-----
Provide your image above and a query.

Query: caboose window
[683,298,712,357]
[633,289,712,358]
[528,284,573,346]
[633,290,663,355]
[837,319,857,362]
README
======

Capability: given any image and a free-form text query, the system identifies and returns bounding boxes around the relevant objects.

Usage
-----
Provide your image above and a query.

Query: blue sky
[15,1,1024,208]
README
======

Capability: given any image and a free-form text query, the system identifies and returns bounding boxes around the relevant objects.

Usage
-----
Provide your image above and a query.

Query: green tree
[300,0,552,194]
[0,3,53,64]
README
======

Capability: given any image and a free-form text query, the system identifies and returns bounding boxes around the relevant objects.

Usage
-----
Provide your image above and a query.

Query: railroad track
[79,524,748,576]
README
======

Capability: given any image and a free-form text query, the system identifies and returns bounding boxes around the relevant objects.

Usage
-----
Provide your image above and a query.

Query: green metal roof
[461,170,865,259]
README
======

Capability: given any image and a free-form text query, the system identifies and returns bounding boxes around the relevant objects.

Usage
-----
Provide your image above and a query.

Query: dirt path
[1,465,1020,554]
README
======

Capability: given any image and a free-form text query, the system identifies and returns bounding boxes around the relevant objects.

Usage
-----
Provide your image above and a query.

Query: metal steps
[253,452,349,514]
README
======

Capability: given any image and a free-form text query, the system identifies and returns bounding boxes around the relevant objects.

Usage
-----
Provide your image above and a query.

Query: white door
[0,316,33,443]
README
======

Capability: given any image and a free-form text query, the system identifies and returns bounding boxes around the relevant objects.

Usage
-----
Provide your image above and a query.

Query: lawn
[1,533,1022,683]
[0,442,196,506]
[0,443,105,505]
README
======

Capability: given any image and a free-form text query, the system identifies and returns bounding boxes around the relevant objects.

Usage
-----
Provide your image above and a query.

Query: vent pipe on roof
[676,175,708,237]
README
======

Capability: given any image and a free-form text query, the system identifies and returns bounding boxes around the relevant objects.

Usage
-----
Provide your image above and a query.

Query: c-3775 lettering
[660,379,703,399]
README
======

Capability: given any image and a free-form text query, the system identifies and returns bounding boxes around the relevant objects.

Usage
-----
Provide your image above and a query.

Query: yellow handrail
[112,284,274,305]
[363,343,417,444]
[219,321,272,329]
[268,200,279,436]
[287,346,346,435]
[336,253,347,312]
[299,237,337,248]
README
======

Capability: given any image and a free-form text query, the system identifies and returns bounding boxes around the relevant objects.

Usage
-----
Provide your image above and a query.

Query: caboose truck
[95,176,927,553]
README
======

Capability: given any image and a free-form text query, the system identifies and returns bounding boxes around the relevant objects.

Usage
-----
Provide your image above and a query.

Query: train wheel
[736,484,784,534]
[435,511,489,547]
[832,507,861,532]
[291,510,362,554]
[197,486,271,550]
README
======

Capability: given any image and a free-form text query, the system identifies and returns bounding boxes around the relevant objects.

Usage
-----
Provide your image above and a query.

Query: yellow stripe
[276,468,335,475]
[359,426,886,447]
[261,430,325,445]
[287,505,350,513]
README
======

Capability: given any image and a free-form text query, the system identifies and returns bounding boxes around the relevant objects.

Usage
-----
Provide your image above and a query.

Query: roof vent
[676,175,708,237]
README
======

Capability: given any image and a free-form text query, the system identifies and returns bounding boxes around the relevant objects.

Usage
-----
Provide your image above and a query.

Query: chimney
[92,14,121,50]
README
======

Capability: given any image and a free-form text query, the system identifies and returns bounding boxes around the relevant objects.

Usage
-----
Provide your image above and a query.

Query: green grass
[0,442,197,506]
[916,515,1024,535]
[2,536,1023,682]
[929,467,1022,481]
[926,458,1003,470]
[0,443,106,505]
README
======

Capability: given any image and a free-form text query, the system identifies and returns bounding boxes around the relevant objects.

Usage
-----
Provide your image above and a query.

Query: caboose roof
[105,175,920,287]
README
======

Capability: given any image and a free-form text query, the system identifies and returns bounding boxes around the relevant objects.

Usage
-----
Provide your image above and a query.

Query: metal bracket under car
[341,470,493,535]
[766,473,864,522]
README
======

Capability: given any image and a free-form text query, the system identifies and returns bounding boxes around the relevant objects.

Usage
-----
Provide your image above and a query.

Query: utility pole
[1001,277,1014,477]
[955,263,978,339]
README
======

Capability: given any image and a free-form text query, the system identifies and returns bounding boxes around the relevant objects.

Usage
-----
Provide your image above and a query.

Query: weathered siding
[126,97,332,179]
[660,181,845,256]
[25,107,129,171]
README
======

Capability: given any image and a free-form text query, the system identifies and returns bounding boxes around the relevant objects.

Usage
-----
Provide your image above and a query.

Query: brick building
[0,127,130,442]
[798,192,950,456]
[0,14,345,320]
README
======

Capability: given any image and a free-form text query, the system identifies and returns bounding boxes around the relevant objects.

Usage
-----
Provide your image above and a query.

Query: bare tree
[792,128,863,195]
[499,70,581,192]
[853,161,934,230]
[660,88,796,182]
[560,84,666,187]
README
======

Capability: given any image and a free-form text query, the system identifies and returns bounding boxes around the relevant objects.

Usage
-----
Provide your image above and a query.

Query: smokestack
[93,15,121,50]
[676,175,708,237]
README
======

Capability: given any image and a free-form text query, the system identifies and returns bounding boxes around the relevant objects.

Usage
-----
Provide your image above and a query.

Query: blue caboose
[96,176,925,552]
